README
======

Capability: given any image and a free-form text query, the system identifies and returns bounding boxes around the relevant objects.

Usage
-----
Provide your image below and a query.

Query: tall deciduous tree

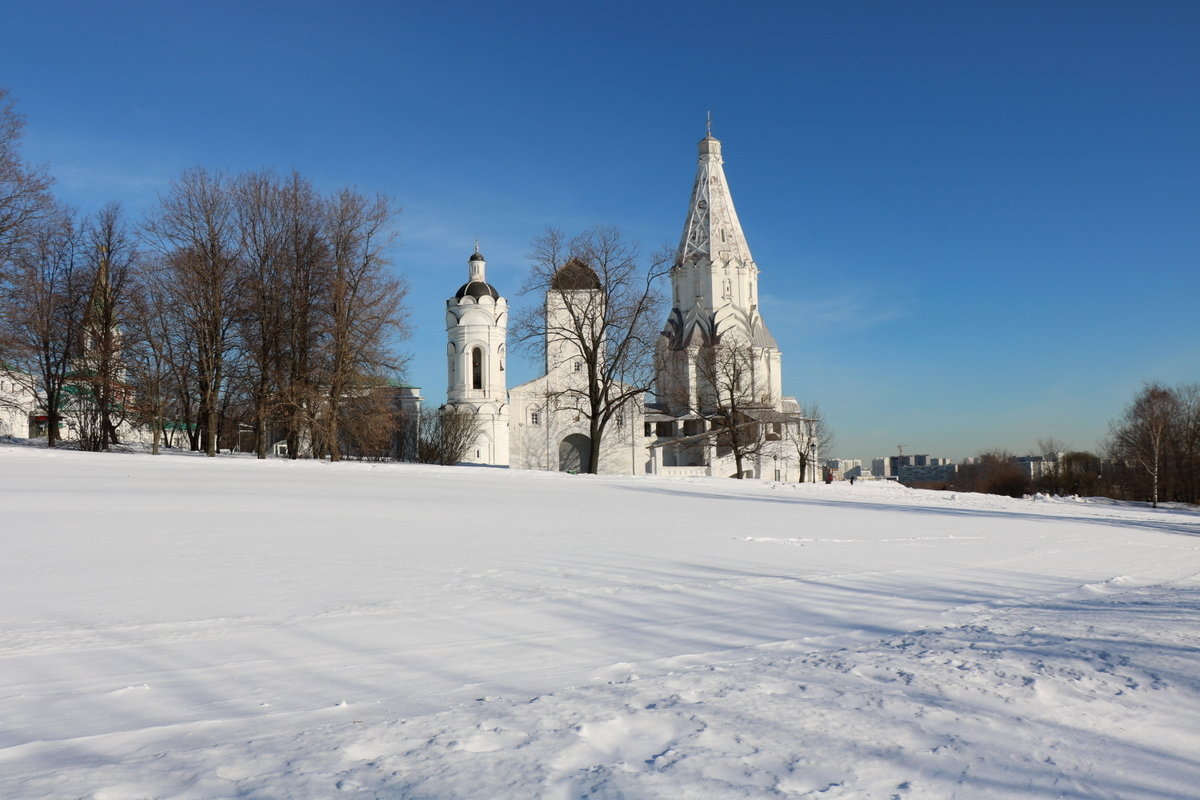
[514,226,668,474]
[76,204,138,450]
[0,88,53,273]
[0,208,86,446]
[124,266,176,454]
[787,402,834,483]
[1109,382,1191,507]
[694,335,771,479]
[233,171,289,458]
[320,188,407,461]
[143,168,409,461]
[275,173,328,458]
[144,168,242,456]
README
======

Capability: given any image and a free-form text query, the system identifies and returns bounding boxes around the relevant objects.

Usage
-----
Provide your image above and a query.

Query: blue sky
[4,1,1197,461]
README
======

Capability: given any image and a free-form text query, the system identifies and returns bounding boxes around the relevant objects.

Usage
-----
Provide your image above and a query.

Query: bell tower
[445,246,509,464]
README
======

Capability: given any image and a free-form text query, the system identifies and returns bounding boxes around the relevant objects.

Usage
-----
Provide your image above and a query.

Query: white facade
[650,131,808,480]
[507,380,649,474]
[656,133,785,414]
[508,259,649,475]
[0,369,35,438]
[444,130,811,480]
[445,249,509,465]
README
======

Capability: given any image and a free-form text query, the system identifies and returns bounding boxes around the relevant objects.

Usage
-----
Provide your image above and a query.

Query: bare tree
[1059,451,1108,497]
[514,226,668,474]
[1109,382,1178,508]
[75,205,139,450]
[232,171,289,458]
[694,335,770,478]
[335,380,403,461]
[0,208,86,446]
[144,168,242,456]
[787,402,835,483]
[953,450,1030,497]
[0,88,53,272]
[319,188,408,461]
[274,173,329,459]
[1037,437,1068,460]
[409,406,482,465]
[0,88,60,440]
[1032,436,1069,495]
[1166,384,1200,505]
[124,269,175,454]
[141,168,409,461]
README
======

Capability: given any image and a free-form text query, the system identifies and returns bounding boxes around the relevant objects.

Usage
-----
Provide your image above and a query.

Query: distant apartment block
[897,463,959,484]
[825,459,866,481]
[870,451,956,484]
[1013,455,1058,479]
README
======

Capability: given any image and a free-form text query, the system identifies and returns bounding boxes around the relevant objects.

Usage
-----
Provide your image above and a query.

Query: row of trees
[1107,382,1200,507]
[4,88,830,474]
[0,89,412,459]
[1023,384,1200,506]
[930,383,1200,505]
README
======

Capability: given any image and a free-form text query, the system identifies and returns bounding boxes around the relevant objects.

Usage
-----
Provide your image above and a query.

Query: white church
[443,131,814,480]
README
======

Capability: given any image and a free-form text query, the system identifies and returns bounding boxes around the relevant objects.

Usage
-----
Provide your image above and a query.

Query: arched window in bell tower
[471,347,483,390]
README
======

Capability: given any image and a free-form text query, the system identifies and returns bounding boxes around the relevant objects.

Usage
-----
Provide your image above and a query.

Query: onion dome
[455,280,501,300]
[456,248,500,299]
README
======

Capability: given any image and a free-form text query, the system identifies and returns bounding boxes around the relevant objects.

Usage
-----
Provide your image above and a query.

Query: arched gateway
[558,433,592,472]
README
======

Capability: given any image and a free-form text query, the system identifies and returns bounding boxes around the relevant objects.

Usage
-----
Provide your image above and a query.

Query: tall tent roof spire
[676,127,754,270]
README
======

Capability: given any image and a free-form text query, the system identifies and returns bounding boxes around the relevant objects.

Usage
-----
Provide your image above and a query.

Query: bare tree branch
[513,226,668,473]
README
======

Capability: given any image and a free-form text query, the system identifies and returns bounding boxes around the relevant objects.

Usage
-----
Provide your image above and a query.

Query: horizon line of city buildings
[825,453,1061,484]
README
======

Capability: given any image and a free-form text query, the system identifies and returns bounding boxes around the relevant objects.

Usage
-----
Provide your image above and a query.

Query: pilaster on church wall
[490,409,510,467]
[506,384,549,471]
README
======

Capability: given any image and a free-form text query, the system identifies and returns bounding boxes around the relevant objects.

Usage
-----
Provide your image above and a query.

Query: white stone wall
[508,376,650,476]
[0,371,35,438]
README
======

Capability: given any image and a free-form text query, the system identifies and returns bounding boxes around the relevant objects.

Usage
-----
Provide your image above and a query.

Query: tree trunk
[327,392,342,462]
[586,410,602,474]
[255,412,267,459]
[46,400,60,447]
[206,404,217,456]
[1152,459,1159,508]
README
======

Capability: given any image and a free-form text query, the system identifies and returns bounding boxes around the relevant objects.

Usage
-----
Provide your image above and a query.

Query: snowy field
[1,444,1198,799]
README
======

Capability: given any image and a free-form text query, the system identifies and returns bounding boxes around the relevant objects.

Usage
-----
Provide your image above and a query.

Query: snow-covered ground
[1,444,1197,799]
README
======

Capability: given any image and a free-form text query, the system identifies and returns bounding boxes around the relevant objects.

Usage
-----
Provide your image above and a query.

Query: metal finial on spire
[706,110,712,137]
[474,238,480,255]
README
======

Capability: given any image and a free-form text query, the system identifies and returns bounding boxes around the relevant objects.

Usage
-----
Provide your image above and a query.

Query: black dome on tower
[457,249,500,299]
[455,280,501,300]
